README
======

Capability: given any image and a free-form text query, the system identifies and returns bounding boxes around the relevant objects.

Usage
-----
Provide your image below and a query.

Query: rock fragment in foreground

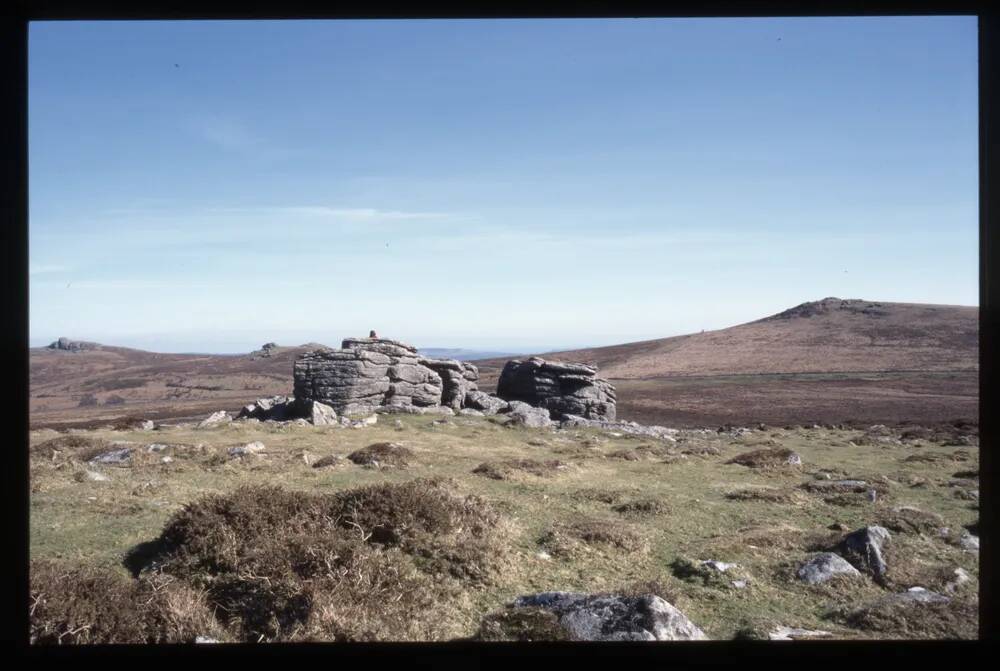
[227,441,266,458]
[88,447,133,465]
[768,626,833,641]
[463,390,509,415]
[508,592,707,641]
[501,400,555,428]
[560,415,678,440]
[197,411,232,428]
[796,552,862,584]
[839,525,891,581]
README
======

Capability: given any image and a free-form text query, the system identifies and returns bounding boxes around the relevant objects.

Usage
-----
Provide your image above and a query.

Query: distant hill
[29,299,978,429]
[473,298,978,379]
[417,348,519,361]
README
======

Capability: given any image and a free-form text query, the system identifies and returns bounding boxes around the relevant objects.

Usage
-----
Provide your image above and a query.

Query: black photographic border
[3,0,994,661]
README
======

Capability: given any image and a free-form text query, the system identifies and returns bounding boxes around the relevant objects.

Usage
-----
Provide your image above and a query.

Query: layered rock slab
[496,357,616,421]
[293,337,480,415]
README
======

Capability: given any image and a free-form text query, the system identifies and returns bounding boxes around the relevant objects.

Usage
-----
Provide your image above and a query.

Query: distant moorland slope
[30,298,978,429]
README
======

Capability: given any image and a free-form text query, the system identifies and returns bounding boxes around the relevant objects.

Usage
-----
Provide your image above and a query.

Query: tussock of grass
[347,442,412,469]
[902,453,950,464]
[115,478,510,641]
[724,486,807,504]
[680,444,722,457]
[569,487,633,505]
[31,435,111,460]
[474,607,570,641]
[830,594,978,639]
[876,507,945,535]
[726,447,801,470]
[472,459,567,480]
[540,518,647,556]
[670,557,736,589]
[30,560,226,644]
[608,444,676,461]
[110,415,152,431]
[612,499,669,517]
[311,455,342,469]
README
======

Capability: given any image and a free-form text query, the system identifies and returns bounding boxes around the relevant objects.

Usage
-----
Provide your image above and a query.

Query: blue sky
[28,17,978,353]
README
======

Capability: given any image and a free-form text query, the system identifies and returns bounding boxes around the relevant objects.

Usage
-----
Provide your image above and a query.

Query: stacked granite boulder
[293,337,481,416]
[496,357,616,421]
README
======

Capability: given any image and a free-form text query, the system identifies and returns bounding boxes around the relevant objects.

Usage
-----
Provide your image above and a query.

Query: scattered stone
[731,580,749,590]
[796,552,863,584]
[341,414,378,429]
[145,444,169,453]
[197,411,231,428]
[463,390,509,415]
[944,568,972,594]
[510,592,707,641]
[958,530,979,553]
[536,551,552,561]
[227,441,265,458]
[560,416,678,441]
[701,560,738,573]
[83,470,109,482]
[303,399,337,426]
[501,400,554,428]
[768,626,833,641]
[497,357,616,421]
[160,456,174,464]
[88,447,133,465]
[840,526,891,581]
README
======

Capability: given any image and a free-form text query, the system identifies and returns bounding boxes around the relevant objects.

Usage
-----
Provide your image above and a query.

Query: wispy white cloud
[207,205,460,222]
[33,279,311,291]
[185,115,304,162]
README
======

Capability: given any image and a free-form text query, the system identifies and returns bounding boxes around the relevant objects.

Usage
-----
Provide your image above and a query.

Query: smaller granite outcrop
[496,357,616,421]
[47,337,100,352]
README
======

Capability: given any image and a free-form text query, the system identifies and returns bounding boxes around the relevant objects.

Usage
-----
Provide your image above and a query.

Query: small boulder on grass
[838,526,891,582]
[227,441,265,458]
[726,447,802,469]
[671,556,748,589]
[197,411,231,429]
[796,552,862,585]
[347,442,412,469]
[494,592,708,641]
